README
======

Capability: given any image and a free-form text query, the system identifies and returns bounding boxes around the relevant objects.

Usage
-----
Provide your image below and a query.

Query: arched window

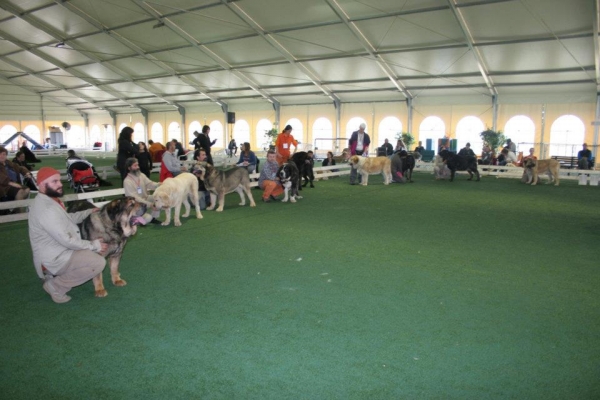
[133,122,145,143]
[151,123,163,143]
[189,121,202,138]
[65,125,85,149]
[23,125,41,146]
[549,115,585,157]
[168,122,181,142]
[209,120,224,148]
[233,120,250,145]
[346,117,368,139]
[456,116,485,155]
[256,119,273,149]
[90,125,102,146]
[419,116,445,153]
[0,124,18,150]
[105,125,115,151]
[284,118,303,142]
[378,117,402,147]
[312,117,334,154]
[504,116,535,154]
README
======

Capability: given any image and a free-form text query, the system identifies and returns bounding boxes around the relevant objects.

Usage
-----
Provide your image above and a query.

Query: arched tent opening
[549,115,585,157]
[418,117,445,154]
[456,116,485,155]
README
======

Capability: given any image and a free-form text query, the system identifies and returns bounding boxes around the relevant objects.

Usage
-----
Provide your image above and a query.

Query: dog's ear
[105,199,122,221]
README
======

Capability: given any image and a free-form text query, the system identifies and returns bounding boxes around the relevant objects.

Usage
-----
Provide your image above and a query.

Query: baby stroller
[66,159,100,193]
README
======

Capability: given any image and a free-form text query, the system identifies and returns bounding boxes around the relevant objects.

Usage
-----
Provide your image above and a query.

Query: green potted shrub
[395,132,415,150]
[479,129,505,157]
[263,125,278,151]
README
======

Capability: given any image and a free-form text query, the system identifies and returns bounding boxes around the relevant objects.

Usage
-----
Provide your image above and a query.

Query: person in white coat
[28,167,108,303]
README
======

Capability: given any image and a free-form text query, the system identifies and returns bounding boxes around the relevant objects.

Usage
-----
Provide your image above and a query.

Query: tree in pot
[395,132,415,151]
[479,129,505,157]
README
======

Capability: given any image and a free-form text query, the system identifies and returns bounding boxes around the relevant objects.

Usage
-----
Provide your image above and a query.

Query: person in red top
[275,124,298,166]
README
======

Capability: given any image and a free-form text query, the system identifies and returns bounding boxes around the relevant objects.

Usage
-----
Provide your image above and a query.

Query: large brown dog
[524,158,560,186]
[77,197,147,297]
[349,155,392,185]
[195,164,256,212]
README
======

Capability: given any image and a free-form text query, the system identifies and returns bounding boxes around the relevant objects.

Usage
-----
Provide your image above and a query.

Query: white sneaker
[43,280,71,304]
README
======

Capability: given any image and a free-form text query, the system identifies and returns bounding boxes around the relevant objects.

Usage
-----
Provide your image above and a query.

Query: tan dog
[153,172,203,226]
[349,155,392,185]
[524,158,560,186]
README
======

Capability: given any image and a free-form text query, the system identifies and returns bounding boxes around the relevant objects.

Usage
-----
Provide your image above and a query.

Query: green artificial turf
[1,172,599,399]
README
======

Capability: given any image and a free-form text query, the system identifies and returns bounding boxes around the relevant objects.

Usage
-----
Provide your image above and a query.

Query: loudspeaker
[227,112,236,124]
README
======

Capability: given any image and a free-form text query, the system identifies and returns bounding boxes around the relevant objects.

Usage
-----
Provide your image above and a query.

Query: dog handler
[28,167,108,303]
[275,124,298,166]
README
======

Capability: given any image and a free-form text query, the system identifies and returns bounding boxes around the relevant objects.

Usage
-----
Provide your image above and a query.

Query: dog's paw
[290,197,297,203]
[196,212,203,219]
[206,206,215,211]
[250,202,256,207]
[174,220,182,227]
[360,183,367,186]
[296,195,303,199]
[216,208,224,212]
[95,289,108,298]
[182,213,190,218]
[161,221,170,226]
[113,279,127,287]
[282,198,289,202]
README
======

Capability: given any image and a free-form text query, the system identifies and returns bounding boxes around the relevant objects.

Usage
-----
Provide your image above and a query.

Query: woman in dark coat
[136,142,153,178]
[117,126,138,181]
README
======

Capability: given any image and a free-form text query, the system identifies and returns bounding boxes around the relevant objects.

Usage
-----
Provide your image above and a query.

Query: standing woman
[198,125,217,165]
[117,126,138,182]
[275,124,298,166]
[137,142,153,178]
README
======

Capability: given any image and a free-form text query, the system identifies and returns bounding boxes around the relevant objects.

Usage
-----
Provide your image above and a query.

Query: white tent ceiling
[0,0,596,115]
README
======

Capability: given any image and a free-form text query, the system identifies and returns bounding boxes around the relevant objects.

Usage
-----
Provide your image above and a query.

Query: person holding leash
[275,124,298,166]
[28,167,108,303]
[348,122,370,185]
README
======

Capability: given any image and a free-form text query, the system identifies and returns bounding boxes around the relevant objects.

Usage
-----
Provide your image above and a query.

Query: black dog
[277,162,302,202]
[439,149,480,181]
[290,151,315,189]
[398,150,416,183]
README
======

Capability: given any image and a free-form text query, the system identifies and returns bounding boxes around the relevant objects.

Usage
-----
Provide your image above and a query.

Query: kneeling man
[28,167,108,303]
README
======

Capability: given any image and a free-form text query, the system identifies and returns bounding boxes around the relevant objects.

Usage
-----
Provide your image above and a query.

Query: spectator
[258,150,284,202]
[439,135,450,152]
[499,148,518,166]
[191,131,202,150]
[236,142,257,174]
[66,149,82,160]
[275,124,298,166]
[414,141,425,156]
[506,138,517,153]
[190,149,211,210]
[196,125,217,165]
[19,140,42,163]
[394,139,406,153]
[43,138,52,149]
[171,139,186,161]
[321,151,337,180]
[458,142,475,157]
[137,142,153,178]
[577,143,593,170]
[381,139,394,156]
[228,138,238,157]
[123,158,161,225]
[117,126,138,181]
[0,146,32,202]
[148,140,166,162]
[348,123,371,185]
[162,141,187,178]
[12,151,33,171]
[479,145,492,165]
[28,166,108,303]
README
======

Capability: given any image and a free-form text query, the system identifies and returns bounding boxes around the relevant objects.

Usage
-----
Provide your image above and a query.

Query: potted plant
[263,125,278,151]
[479,129,505,157]
[396,132,415,150]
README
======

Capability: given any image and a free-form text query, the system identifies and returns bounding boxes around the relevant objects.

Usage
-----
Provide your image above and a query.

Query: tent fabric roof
[0,0,596,115]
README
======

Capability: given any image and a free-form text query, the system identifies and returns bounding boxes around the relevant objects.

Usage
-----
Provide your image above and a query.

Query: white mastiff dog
[153,173,203,226]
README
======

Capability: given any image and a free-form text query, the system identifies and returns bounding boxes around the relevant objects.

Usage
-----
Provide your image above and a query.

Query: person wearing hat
[123,158,162,224]
[348,122,371,185]
[0,145,32,202]
[275,124,298,166]
[28,167,108,303]
[458,142,475,157]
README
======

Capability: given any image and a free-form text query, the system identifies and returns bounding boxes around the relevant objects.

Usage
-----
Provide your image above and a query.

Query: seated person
[479,145,492,165]
[19,140,42,163]
[123,158,161,224]
[380,139,394,156]
[414,141,425,155]
[258,150,284,203]
[577,143,593,170]
[321,151,337,180]
[394,139,406,153]
[66,149,82,161]
[499,148,518,166]
[236,142,257,174]
[0,145,32,202]
[12,151,34,171]
[458,143,475,157]
[190,149,211,210]
[162,141,187,178]
[43,138,52,149]
[171,139,186,161]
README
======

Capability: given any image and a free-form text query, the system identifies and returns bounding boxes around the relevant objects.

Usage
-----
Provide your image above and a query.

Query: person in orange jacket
[275,124,298,166]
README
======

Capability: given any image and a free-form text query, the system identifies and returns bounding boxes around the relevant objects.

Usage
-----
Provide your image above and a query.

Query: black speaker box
[227,112,236,124]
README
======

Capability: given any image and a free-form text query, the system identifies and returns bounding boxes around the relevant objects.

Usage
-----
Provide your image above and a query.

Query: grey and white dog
[195,164,256,212]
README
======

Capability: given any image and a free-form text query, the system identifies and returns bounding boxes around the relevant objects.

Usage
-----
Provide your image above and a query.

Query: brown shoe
[43,280,71,304]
